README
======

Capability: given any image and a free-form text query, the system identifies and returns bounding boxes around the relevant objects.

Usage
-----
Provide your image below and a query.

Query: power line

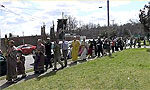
[10,7,43,11]
[0,4,43,22]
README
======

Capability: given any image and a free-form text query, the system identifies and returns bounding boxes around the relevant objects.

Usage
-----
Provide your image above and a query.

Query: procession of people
[3,36,150,83]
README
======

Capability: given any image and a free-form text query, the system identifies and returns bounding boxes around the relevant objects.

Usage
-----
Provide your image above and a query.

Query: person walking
[80,38,88,60]
[137,38,141,48]
[143,38,146,48]
[88,40,93,58]
[53,39,64,71]
[115,38,119,51]
[34,39,45,74]
[45,38,53,71]
[118,38,124,51]
[5,40,17,83]
[104,39,111,57]
[97,38,103,57]
[149,38,150,45]
[70,36,80,64]
[61,40,68,67]
[103,39,107,56]
[93,39,97,56]
[133,38,137,48]
[130,38,133,48]
[16,51,27,78]
[111,39,115,53]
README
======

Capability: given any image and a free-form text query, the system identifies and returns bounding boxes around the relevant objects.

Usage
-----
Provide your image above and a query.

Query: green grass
[4,48,150,90]
[146,48,150,52]
[0,76,6,80]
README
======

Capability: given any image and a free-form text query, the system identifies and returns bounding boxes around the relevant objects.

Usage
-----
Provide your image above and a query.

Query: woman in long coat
[17,51,26,78]
[6,40,17,83]
[34,39,45,74]
[88,41,93,58]
[80,39,88,60]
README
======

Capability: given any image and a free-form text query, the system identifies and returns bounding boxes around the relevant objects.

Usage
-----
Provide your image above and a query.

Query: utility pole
[0,29,1,49]
[107,0,110,27]
[107,0,110,38]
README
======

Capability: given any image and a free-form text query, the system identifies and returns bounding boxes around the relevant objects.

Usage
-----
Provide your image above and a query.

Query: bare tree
[65,15,78,31]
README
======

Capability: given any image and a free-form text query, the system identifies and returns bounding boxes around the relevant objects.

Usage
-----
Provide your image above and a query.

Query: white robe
[80,41,87,60]
[80,48,87,60]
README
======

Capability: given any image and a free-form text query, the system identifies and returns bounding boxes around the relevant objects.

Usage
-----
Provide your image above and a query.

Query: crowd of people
[3,36,150,83]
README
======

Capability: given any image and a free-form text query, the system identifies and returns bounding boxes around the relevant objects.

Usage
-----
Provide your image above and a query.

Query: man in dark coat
[118,38,124,51]
[97,38,104,57]
[45,38,53,70]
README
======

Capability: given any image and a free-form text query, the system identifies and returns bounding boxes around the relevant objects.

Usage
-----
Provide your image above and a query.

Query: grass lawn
[4,48,150,90]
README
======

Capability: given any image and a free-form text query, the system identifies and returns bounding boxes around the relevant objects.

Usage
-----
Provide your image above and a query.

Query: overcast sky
[0,1,148,38]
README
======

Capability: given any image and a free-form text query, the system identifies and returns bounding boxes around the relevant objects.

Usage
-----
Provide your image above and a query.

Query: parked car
[17,44,36,55]
[0,54,7,76]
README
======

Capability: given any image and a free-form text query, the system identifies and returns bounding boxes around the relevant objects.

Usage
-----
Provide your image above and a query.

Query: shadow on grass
[78,60,87,63]
[0,78,22,90]
[109,56,115,58]
[36,71,57,81]
[0,82,14,90]
[69,62,77,67]
[25,73,40,81]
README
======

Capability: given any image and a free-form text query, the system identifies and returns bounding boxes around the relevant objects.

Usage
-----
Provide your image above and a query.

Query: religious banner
[57,19,67,40]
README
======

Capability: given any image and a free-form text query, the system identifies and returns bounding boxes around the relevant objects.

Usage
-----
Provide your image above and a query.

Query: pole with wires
[0,29,1,49]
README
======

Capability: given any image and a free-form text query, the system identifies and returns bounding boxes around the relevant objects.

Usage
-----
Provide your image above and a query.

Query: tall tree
[139,2,150,32]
